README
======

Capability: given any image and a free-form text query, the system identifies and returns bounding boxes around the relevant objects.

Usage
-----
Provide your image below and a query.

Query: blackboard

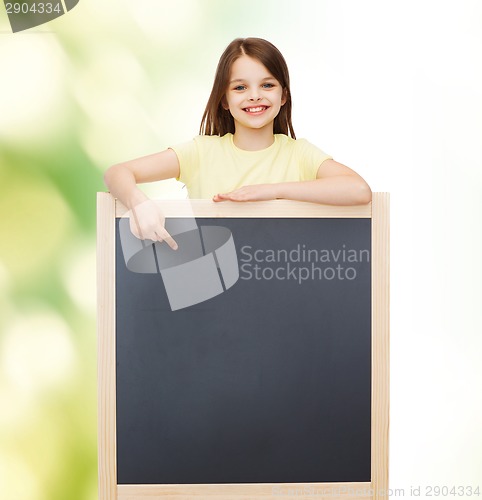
[97,196,389,500]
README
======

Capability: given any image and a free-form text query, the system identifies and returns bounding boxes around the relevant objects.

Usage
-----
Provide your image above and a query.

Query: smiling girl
[104,38,372,248]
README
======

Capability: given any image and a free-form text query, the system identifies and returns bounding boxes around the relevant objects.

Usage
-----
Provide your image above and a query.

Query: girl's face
[223,55,286,134]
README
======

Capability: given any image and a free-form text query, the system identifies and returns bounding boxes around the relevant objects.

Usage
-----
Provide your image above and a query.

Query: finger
[224,193,245,202]
[130,225,141,239]
[129,218,141,239]
[156,229,178,250]
[130,207,147,240]
[142,232,157,242]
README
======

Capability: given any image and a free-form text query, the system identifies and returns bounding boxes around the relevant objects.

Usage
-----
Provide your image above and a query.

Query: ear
[221,96,229,110]
[281,88,287,106]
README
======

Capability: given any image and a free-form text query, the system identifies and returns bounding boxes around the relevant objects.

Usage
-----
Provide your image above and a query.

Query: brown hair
[199,37,296,139]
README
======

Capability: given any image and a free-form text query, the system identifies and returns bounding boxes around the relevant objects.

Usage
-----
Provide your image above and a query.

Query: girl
[104,38,372,249]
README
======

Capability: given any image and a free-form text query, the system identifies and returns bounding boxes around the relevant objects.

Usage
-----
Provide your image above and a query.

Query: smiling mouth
[243,106,269,113]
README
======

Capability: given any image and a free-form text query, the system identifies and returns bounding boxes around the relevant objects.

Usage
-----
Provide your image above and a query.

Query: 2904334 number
[5,3,62,14]
[426,485,480,496]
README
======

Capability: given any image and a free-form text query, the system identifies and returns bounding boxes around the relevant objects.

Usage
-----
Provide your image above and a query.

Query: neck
[232,125,275,151]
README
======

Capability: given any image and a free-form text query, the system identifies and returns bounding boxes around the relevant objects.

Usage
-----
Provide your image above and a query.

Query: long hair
[199,38,296,139]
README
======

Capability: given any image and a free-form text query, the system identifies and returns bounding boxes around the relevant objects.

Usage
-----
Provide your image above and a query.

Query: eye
[262,83,275,88]
[233,85,246,91]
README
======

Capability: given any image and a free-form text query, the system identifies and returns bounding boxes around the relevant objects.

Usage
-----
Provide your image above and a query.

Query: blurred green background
[1,1,481,499]
[0,2,313,498]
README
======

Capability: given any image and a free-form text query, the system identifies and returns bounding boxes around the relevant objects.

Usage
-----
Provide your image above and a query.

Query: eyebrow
[229,77,276,84]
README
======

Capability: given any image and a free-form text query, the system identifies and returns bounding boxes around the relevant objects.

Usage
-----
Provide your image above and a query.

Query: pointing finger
[157,229,178,250]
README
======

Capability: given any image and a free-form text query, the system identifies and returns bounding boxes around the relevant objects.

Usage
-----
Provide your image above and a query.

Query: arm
[104,148,180,209]
[103,149,180,249]
[213,159,372,205]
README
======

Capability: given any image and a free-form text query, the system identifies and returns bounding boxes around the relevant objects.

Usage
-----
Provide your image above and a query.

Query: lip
[243,105,270,115]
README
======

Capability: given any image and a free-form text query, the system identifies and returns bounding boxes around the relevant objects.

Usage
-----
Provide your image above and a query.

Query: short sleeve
[169,138,199,184]
[296,139,332,180]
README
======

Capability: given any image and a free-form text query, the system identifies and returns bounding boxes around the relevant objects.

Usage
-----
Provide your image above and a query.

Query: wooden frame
[97,193,389,500]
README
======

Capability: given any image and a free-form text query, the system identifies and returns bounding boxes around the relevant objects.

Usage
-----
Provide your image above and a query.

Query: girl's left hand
[213,184,278,202]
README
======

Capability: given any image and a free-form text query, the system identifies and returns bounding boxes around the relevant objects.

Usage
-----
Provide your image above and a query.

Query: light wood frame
[97,193,390,500]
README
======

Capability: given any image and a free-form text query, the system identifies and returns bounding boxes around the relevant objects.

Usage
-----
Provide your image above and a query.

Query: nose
[248,91,261,101]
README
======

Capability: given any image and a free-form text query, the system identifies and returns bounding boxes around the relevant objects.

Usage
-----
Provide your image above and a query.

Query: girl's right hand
[129,199,178,250]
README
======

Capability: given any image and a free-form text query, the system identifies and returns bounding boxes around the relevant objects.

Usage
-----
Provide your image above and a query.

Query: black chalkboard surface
[115,217,371,485]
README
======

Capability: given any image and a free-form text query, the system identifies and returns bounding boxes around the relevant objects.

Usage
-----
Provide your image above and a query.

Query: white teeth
[245,106,266,112]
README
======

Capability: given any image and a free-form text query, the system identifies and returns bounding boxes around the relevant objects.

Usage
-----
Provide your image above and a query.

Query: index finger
[157,228,178,250]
